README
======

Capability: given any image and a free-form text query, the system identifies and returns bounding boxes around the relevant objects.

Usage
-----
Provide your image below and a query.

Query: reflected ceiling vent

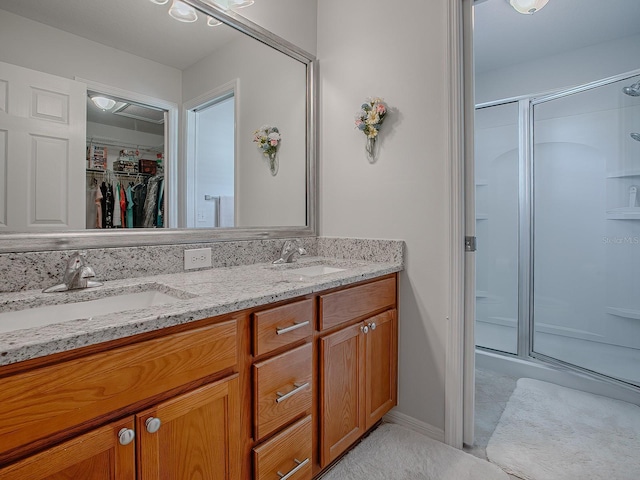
[112,103,165,124]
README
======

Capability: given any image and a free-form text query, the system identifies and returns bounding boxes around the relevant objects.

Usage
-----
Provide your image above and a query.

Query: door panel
[0,417,135,480]
[137,375,240,480]
[0,60,86,231]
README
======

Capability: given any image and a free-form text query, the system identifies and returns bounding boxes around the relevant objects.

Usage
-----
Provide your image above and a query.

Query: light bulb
[168,0,198,22]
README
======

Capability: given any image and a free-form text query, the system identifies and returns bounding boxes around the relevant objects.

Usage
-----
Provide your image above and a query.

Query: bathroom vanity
[0,258,400,479]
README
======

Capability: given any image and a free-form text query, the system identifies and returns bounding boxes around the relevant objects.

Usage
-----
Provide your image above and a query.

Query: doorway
[184,85,236,229]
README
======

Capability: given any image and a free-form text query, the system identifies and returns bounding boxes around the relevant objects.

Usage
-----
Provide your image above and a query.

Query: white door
[0,60,86,231]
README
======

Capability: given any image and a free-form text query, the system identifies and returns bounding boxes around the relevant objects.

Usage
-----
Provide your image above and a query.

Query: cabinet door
[319,322,366,467]
[0,417,135,480]
[137,375,240,480]
[365,309,398,429]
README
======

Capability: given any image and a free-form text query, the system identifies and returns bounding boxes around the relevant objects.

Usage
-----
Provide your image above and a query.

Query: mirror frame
[0,0,317,253]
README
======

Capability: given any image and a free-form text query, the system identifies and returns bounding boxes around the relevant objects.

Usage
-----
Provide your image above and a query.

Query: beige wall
[317,0,451,433]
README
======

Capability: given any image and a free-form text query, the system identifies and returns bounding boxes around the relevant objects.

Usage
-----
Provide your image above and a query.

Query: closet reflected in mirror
[86,90,167,230]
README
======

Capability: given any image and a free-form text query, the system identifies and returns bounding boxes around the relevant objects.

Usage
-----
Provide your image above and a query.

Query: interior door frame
[443,0,474,448]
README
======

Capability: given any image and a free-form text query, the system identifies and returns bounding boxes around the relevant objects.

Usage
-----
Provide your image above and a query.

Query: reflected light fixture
[91,96,116,111]
[149,0,169,4]
[207,16,222,27]
[509,0,549,14]
[168,0,198,22]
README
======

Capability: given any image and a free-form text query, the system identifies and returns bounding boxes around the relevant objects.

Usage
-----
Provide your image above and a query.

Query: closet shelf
[86,168,151,178]
[606,207,640,219]
[605,307,640,320]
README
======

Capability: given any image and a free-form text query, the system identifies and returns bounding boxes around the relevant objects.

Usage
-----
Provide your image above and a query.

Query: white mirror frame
[0,0,317,253]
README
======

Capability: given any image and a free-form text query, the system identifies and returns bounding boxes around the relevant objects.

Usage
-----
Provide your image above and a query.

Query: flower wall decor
[253,125,281,176]
[355,97,388,162]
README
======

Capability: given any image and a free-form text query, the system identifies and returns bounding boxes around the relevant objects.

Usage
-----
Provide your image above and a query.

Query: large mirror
[0,0,316,252]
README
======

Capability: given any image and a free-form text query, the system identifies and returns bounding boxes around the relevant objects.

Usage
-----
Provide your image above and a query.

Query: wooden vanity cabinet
[318,276,398,469]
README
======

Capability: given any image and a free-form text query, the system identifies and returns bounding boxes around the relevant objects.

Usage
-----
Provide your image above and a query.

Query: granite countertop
[0,256,402,367]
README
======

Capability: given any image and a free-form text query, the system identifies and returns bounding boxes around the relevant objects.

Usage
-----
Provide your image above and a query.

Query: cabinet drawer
[253,298,313,357]
[0,319,237,456]
[253,415,312,480]
[253,343,312,440]
[319,276,396,330]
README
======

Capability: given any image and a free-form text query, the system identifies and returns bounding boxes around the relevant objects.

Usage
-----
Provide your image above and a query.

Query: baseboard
[383,410,445,443]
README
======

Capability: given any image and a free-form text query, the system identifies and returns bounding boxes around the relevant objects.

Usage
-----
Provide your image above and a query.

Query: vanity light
[168,0,198,22]
[207,16,222,27]
[91,96,116,111]
[509,0,549,14]
[229,0,255,8]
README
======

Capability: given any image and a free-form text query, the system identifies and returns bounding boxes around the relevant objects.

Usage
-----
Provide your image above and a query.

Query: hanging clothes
[156,178,165,228]
[132,180,148,228]
[126,183,134,229]
[113,181,122,227]
[120,183,127,227]
[104,183,114,228]
[99,182,107,228]
[95,185,103,229]
[86,179,98,229]
[143,175,163,228]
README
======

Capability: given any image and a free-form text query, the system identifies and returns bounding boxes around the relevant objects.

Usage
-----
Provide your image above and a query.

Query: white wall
[182,34,307,227]
[318,0,451,432]
[238,0,318,56]
[476,33,640,104]
[0,11,182,105]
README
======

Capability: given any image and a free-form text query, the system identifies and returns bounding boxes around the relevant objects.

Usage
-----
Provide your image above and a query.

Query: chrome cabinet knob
[361,325,369,334]
[118,428,135,446]
[145,417,162,434]
[368,322,377,331]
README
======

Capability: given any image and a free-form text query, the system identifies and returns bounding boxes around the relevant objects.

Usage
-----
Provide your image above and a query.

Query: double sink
[0,263,346,335]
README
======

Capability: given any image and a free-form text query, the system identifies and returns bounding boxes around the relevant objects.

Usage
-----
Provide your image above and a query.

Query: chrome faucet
[273,240,307,264]
[43,253,103,293]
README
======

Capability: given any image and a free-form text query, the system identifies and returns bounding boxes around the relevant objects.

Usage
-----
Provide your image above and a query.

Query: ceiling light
[168,0,198,22]
[149,0,169,5]
[91,96,116,111]
[230,0,255,8]
[207,16,222,26]
[509,0,549,14]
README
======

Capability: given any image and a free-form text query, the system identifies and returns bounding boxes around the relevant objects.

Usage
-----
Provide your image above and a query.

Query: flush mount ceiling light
[207,16,222,26]
[168,0,198,22]
[91,96,116,111]
[509,0,549,14]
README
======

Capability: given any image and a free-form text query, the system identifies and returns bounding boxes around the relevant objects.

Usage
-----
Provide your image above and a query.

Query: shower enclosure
[475,71,640,388]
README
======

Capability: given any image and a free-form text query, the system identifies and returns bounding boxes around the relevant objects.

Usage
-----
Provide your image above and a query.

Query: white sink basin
[286,265,346,278]
[0,290,182,334]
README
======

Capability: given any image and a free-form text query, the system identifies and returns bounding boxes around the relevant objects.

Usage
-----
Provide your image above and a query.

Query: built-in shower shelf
[605,307,640,320]
[475,179,488,186]
[476,213,489,220]
[606,207,640,219]
[476,290,489,298]
[606,169,640,178]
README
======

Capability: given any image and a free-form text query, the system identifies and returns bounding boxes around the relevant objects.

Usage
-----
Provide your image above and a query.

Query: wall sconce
[509,0,549,14]
[91,96,116,111]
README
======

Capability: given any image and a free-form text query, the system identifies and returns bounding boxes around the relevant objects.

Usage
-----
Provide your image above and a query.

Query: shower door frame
[476,68,640,389]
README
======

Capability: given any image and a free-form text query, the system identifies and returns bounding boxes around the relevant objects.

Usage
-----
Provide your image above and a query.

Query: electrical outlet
[184,248,212,270]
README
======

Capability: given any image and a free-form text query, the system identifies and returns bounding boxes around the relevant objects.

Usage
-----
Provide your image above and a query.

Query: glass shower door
[532,75,640,386]
[475,102,520,354]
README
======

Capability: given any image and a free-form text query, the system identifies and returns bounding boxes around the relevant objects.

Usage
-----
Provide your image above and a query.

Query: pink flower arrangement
[355,97,388,140]
[253,125,281,158]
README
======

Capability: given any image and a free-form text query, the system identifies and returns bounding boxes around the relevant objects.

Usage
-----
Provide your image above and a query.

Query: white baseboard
[383,410,445,443]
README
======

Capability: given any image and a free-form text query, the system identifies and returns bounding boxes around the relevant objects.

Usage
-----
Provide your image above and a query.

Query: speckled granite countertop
[0,256,402,367]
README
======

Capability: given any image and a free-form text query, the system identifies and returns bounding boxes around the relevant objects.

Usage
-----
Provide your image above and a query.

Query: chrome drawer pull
[276,321,310,335]
[277,458,310,480]
[275,382,310,404]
